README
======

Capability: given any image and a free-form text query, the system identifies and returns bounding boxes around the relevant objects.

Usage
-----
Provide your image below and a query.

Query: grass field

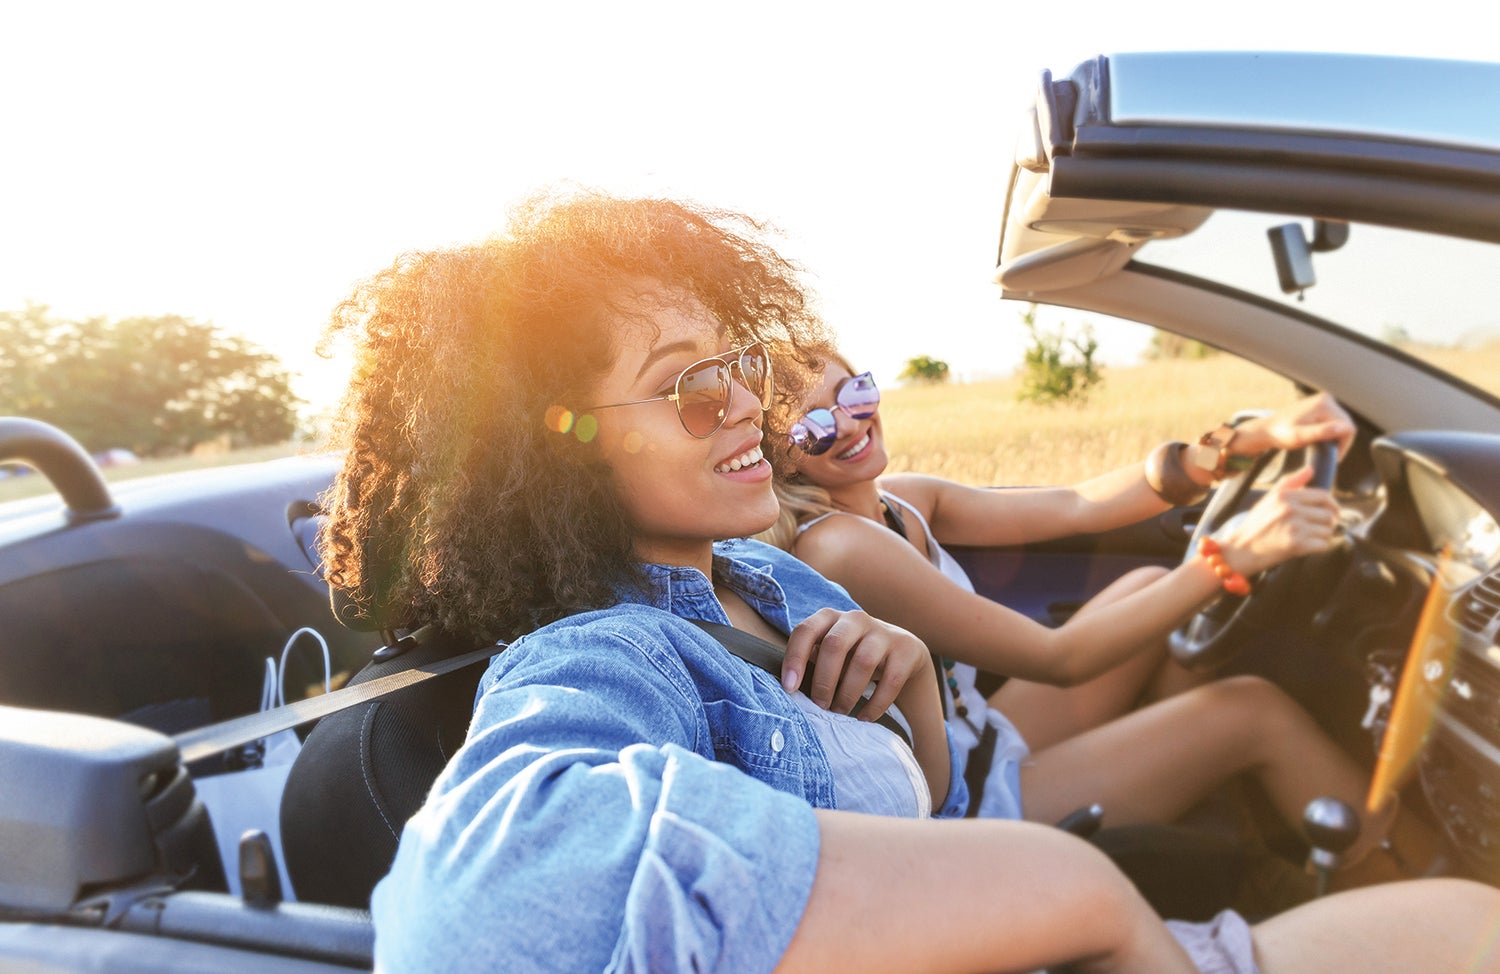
[4,344,1496,505]
[880,356,1299,486]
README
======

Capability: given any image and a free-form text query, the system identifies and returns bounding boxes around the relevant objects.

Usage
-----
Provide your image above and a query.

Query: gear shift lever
[1302,797,1361,897]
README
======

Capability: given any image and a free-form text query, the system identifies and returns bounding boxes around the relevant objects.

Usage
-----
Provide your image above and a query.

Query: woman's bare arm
[795,469,1335,686]
[883,391,1356,550]
[776,812,1196,974]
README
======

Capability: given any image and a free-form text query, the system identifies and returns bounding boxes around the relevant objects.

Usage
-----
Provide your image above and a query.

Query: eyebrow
[635,339,705,383]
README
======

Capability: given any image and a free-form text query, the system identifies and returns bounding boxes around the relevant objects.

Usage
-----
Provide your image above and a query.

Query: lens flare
[574,414,599,443]
[544,405,575,434]
[1367,545,1459,815]
[622,430,643,454]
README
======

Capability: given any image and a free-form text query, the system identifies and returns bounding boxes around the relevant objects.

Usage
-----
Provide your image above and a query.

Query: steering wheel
[1168,440,1338,671]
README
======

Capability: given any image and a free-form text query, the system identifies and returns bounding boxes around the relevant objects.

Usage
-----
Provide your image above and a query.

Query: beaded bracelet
[1199,537,1252,596]
[1144,441,1210,507]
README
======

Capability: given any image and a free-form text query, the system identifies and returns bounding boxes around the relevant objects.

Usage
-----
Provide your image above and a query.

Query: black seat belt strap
[175,615,917,765]
[174,627,499,764]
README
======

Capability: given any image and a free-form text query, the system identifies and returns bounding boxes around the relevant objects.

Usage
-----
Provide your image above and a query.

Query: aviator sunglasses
[588,341,774,438]
[788,371,880,455]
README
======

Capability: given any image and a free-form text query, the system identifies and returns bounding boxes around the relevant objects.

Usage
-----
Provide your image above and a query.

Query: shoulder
[878,473,950,514]
[490,604,711,689]
[792,508,910,571]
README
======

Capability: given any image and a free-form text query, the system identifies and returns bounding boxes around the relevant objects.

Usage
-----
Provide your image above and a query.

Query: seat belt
[175,627,499,764]
[175,617,912,763]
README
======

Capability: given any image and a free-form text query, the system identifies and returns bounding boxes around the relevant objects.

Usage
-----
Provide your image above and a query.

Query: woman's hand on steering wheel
[1212,463,1343,577]
[1170,440,1342,670]
[1235,391,1356,460]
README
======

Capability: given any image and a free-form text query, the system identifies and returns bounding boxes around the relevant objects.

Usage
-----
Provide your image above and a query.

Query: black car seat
[278,624,490,908]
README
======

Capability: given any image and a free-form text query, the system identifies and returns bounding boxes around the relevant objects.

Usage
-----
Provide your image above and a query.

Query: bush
[1017,304,1102,405]
[899,355,951,384]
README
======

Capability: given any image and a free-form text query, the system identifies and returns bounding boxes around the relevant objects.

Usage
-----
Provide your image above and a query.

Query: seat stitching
[360,704,399,839]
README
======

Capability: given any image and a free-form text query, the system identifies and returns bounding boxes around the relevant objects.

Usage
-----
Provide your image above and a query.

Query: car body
[4,50,1500,971]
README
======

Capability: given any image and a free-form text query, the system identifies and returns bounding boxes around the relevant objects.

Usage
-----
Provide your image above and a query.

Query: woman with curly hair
[319,190,1500,974]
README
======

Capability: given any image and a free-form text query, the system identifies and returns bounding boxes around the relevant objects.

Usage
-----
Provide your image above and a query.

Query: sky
[4,1,1497,414]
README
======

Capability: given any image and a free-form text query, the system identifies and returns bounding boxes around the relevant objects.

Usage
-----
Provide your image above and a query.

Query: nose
[724,366,764,425]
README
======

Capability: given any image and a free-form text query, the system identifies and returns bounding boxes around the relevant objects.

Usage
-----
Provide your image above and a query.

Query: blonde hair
[756,350,863,551]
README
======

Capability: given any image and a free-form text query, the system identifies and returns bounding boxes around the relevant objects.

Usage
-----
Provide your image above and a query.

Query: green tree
[0,305,303,456]
[899,355,951,384]
[1017,303,1102,405]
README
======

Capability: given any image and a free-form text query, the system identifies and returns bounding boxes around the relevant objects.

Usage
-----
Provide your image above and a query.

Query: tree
[1017,303,1102,405]
[0,304,303,456]
[899,355,951,384]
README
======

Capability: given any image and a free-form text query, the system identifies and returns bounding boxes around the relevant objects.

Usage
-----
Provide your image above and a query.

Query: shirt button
[770,729,785,753]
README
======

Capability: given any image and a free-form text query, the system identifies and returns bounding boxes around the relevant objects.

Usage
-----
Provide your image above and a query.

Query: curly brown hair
[318,190,835,642]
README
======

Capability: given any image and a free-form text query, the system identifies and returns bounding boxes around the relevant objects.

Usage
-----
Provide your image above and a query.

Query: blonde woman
[765,352,1437,880]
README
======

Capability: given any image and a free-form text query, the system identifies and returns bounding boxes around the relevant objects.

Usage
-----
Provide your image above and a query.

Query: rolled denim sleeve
[370,621,821,974]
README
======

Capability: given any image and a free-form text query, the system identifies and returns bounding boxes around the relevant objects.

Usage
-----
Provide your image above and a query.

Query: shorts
[1166,909,1259,974]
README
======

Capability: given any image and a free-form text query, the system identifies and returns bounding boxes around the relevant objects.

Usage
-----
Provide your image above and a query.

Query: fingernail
[782,669,798,692]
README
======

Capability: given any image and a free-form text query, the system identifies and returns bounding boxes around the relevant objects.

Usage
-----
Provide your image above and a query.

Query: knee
[1200,674,1302,726]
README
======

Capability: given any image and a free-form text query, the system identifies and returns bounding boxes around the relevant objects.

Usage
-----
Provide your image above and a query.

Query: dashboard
[1361,432,1500,875]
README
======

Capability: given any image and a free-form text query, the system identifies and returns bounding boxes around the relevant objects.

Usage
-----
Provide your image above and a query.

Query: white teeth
[837,432,870,460]
[715,445,764,473]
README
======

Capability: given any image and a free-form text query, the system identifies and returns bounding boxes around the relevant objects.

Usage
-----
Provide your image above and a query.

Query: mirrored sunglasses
[788,371,880,455]
[588,342,773,438]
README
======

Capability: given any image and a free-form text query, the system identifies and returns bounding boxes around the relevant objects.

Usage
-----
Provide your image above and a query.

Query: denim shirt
[371,538,969,974]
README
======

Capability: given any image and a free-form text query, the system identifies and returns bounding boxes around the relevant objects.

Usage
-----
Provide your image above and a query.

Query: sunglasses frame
[788,371,880,455]
[587,341,773,439]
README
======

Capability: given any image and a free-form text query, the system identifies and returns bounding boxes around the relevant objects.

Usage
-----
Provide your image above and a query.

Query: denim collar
[619,541,795,637]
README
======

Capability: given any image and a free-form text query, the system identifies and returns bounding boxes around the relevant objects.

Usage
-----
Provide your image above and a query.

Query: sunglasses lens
[789,407,838,455]
[677,360,731,437]
[738,343,773,408]
[837,372,880,418]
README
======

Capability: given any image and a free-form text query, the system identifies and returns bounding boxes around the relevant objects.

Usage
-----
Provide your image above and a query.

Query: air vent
[1451,571,1500,635]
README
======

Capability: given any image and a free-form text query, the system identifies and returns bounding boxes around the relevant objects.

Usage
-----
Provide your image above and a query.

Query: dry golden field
[882,341,1500,487]
[880,356,1299,486]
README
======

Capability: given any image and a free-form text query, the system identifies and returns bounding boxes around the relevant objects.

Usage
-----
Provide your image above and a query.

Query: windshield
[1133,211,1500,401]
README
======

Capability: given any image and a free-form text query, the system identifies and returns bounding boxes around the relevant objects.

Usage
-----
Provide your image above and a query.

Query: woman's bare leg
[996,566,1205,752]
[1018,674,1398,865]
[1253,879,1500,973]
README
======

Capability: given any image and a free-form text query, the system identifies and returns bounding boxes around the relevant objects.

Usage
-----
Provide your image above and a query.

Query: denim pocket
[701,698,806,791]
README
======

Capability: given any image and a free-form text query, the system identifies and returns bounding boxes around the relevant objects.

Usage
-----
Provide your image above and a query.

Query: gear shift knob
[1302,797,1361,896]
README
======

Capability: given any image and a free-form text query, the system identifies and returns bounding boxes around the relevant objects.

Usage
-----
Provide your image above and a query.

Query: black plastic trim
[1070,124,1500,184]
[1049,155,1500,244]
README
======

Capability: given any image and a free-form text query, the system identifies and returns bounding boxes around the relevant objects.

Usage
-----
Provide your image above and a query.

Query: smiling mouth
[715,445,764,473]
[836,432,870,460]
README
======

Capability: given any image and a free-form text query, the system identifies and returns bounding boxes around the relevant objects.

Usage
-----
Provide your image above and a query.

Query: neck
[826,478,884,522]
